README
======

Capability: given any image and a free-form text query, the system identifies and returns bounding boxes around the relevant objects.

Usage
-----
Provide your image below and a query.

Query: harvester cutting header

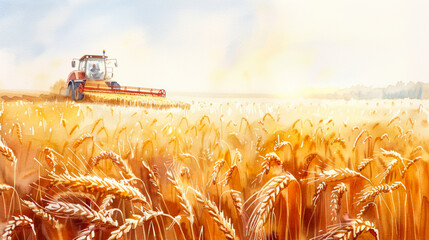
[66,50,166,101]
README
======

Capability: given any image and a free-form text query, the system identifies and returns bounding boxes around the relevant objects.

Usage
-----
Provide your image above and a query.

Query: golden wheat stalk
[69,124,79,135]
[91,119,103,133]
[357,158,374,172]
[274,140,292,152]
[251,174,295,232]
[353,129,368,151]
[194,190,237,240]
[381,148,404,164]
[401,157,421,178]
[330,183,347,222]
[222,164,238,187]
[107,211,163,240]
[99,195,115,211]
[211,159,225,185]
[313,182,327,207]
[230,190,243,216]
[89,151,137,181]
[0,140,17,164]
[410,146,423,158]
[331,138,346,149]
[261,152,282,175]
[15,123,22,144]
[75,224,96,240]
[357,202,376,220]
[2,215,36,240]
[302,153,323,176]
[328,219,378,240]
[357,181,405,206]
[45,201,117,226]
[317,168,368,183]
[142,161,163,197]
[60,118,67,128]
[43,147,57,170]
[49,172,147,204]
[52,191,97,202]
[73,132,94,148]
[22,200,60,227]
[381,157,400,182]
[166,171,194,222]
[0,184,13,193]
[388,116,400,126]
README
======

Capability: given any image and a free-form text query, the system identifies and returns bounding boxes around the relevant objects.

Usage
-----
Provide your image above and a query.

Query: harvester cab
[66,51,166,101]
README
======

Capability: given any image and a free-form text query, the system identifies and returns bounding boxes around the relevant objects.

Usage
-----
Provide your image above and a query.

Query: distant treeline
[382,82,424,99]
[316,81,429,99]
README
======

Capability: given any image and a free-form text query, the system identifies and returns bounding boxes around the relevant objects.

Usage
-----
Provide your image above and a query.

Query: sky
[0,0,428,96]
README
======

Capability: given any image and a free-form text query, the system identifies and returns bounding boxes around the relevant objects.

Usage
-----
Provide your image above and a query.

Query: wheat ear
[313,182,327,207]
[329,219,378,240]
[52,191,96,202]
[89,151,137,181]
[0,184,13,193]
[194,190,237,240]
[43,147,58,170]
[222,164,238,187]
[211,159,225,185]
[274,141,292,152]
[357,181,405,206]
[73,132,94,148]
[401,157,421,178]
[353,129,368,151]
[107,211,163,240]
[381,148,404,163]
[317,168,368,183]
[0,140,17,164]
[251,174,295,232]
[45,201,117,226]
[91,118,103,133]
[99,195,115,211]
[69,124,79,135]
[142,161,162,197]
[49,172,147,204]
[230,190,243,215]
[2,215,36,240]
[22,200,60,227]
[357,158,374,172]
[330,183,347,222]
[15,123,22,144]
[75,225,97,240]
[357,202,376,220]
[302,153,323,176]
[331,138,346,149]
[261,152,282,175]
[167,171,194,222]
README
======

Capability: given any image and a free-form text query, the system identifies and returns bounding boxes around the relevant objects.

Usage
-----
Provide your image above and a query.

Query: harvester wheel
[67,84,73,97]
[159,89,166,97]
[110,82,120,90]
[71,82,84,101]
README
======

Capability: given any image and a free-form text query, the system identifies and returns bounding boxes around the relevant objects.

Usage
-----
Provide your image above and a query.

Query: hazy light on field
[0,0,428,95]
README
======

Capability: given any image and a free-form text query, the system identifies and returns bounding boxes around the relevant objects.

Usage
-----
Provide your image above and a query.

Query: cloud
[35,5,74,47]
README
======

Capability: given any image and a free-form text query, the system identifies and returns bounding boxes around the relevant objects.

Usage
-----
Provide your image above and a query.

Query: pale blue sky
[0,0,428,95]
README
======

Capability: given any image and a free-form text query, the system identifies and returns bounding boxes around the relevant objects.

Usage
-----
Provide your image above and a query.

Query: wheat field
[0,96,428,239]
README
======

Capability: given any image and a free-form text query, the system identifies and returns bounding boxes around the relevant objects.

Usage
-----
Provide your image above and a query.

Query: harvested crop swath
[84,92,190,110]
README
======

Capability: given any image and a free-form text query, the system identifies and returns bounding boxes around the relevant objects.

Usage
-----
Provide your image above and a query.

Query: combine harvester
[66,50,188,109]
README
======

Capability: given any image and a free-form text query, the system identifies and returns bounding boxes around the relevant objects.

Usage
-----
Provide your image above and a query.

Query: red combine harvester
[66,51,166,101]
